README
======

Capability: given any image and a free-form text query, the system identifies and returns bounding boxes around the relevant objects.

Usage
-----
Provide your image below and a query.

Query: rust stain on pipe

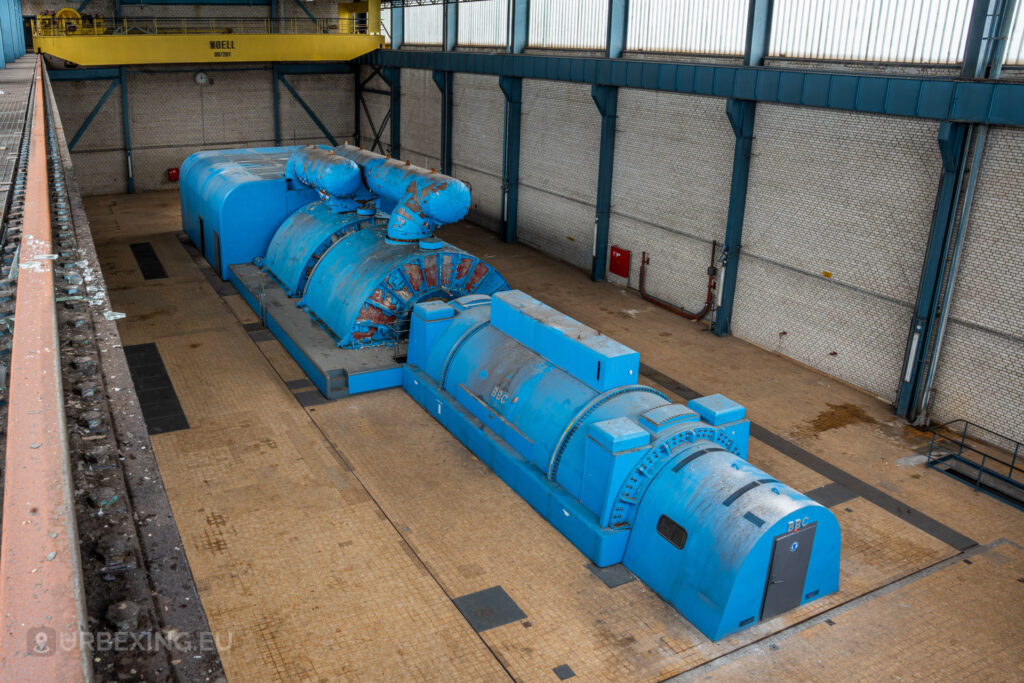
[0,58,91,683]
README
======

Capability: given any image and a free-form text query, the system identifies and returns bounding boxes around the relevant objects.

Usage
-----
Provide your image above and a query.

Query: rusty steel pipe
[0,58,91,683]
[638,240,718,322]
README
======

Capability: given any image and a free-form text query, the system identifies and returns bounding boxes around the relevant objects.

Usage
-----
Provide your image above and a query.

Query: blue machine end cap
[688,394,746,426]
[419,237,444,250]
[414,300,456,321]
[589,417,651,453]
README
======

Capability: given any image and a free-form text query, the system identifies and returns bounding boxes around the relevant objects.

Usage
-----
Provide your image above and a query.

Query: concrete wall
[53,67,354,195]
[930,127,1024,444]
[517,80,601,271]
[607,90,734,311]
[452,73,503,232]
[399,68,441,170]
[732,106,942,403]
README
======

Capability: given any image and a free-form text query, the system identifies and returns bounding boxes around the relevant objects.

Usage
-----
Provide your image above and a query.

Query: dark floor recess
[123,343,190,434]
[129,242,168,280]
[586,562,636,588]
[805,481,857,507]
[452,586,526,632]
[553,664,576,680]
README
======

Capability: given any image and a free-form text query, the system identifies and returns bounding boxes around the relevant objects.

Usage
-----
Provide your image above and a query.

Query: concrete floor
[87,190,1024,682]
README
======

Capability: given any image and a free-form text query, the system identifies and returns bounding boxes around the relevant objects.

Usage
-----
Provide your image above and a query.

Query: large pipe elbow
[286,146,365,212]
[333,145,470,242]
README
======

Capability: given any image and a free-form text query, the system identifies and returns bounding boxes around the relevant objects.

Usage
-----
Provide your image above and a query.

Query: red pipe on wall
[639,240,717,321]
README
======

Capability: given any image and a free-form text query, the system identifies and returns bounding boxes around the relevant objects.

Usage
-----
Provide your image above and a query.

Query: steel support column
[272,64,281,145]
[119,66,134,193]
[896,0,1017,420]
[591,84,617,281]
[606,0,629,59]
[432,70,453,174]
[387,66,401,157]
[511,0,529,53]
[499,75,522,244]
[498,0,528,243]
[353,63,361,143]
[391,0,404,50]
[444,0,458,52]
[713,0,772,336]
[0,0,14,65]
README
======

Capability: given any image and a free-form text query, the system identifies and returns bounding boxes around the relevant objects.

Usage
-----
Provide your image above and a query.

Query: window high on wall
[459,0,510,47]
[405,2,443,45]
[627,0,748,56]
[529,0,608,50]
[769,0,974,64]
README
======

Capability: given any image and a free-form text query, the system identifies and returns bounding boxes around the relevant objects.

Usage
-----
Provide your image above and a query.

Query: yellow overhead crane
[32,3,385,66]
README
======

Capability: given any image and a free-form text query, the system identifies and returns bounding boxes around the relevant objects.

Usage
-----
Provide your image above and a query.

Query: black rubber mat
[452,586,526,632]
[129,242,168,280]
[123,343,189,434]
[585,563,636,588]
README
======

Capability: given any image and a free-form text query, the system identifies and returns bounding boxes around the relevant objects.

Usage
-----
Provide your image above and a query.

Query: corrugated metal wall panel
[458,0,509,47]
[770,0,973,64]
[405,2,442,45]
[528,0,608,50]
[626,0,747,55]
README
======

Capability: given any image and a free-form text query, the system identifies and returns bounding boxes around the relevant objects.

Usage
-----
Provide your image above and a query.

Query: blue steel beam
[289,0,319,27]
[432,69,453,174]
[357,51,1024,127]
[713,0,772,336]
[391,1,404,50]
[387,66,401,157]
[0,0,14,64]
[276,63,353,75]
[589,0,628,279]
[49,68,121,80]
[590,84,617,281]
[499,75,521,244]
[272,64,281,145]
[68,79,118,152]
[606,0,628,59]
[119,66,134,193]
[78,0,95,8]
[278,73,338,146]
[444,0,457,51]
[896,0,1018,420]
[511,0,529,53]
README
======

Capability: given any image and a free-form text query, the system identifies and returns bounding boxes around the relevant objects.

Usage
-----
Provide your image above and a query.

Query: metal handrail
[927,418,1023,491]
[0,57,91,683]
[32,15,382,38]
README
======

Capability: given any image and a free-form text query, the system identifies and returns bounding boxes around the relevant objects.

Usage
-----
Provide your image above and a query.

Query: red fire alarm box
[167,167,179,182]
[609,246,631,278]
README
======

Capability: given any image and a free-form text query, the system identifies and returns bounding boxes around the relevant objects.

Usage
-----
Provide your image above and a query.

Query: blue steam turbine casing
[258,145,509,348]
[403,290,841,641]
[179,146,321,279]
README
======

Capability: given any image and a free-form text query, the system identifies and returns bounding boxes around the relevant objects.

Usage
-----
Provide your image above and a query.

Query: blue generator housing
[180,146,321,280]
[404,291,841,640]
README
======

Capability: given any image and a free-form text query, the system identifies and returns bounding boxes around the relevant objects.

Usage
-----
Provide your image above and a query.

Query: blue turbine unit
[179,146,322,280]
[181,145,508,397]
[404,291,841,640]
